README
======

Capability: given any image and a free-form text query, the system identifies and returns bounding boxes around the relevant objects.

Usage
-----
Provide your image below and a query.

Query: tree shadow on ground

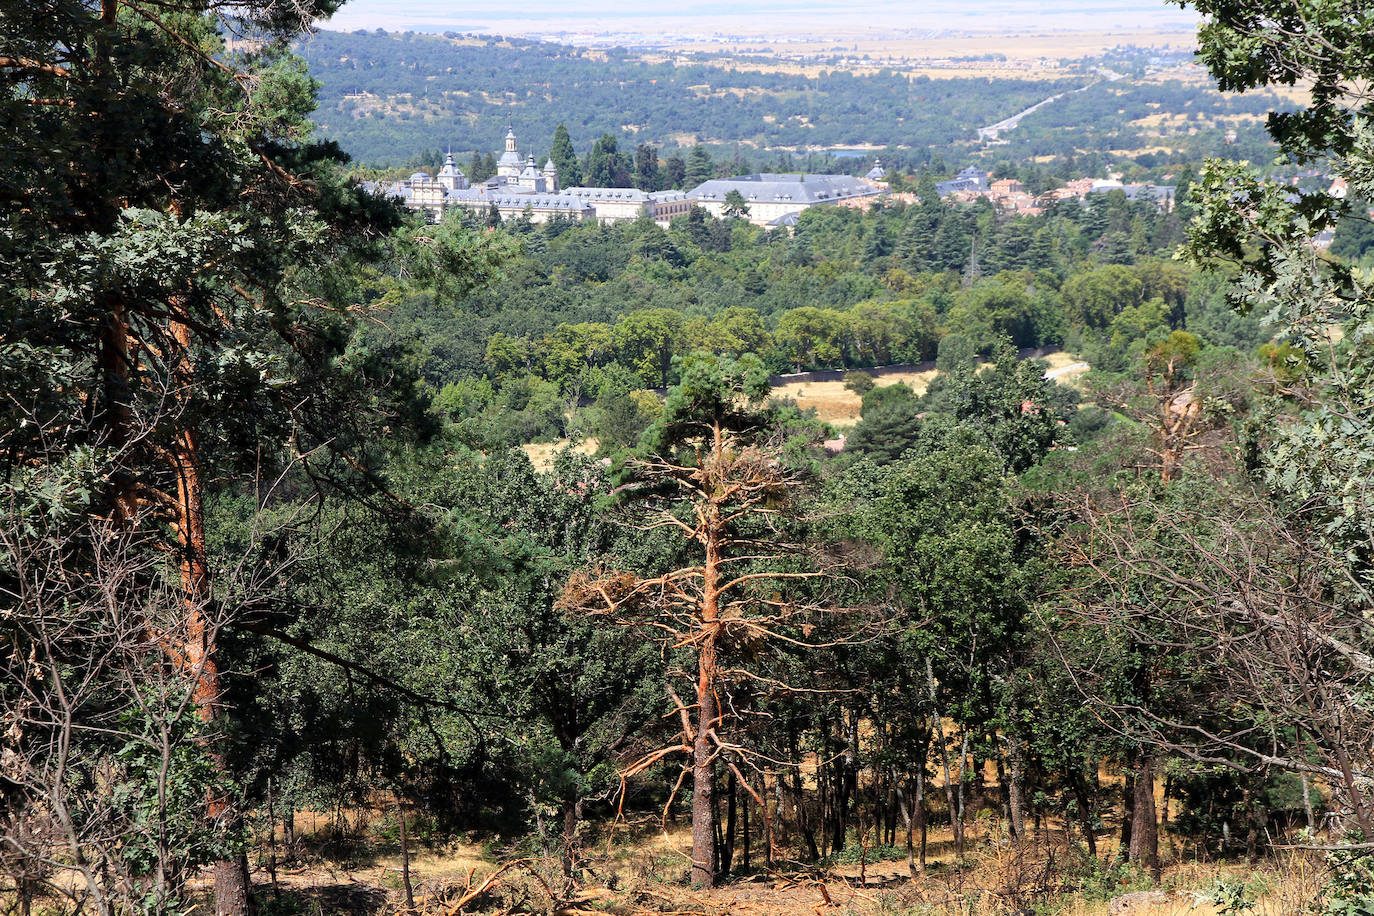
[253,882,390,916]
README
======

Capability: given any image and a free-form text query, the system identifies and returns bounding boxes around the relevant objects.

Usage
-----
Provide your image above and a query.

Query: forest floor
[219,811,1324,916]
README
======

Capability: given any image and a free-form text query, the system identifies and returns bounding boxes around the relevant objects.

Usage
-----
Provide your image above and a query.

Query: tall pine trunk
[691,496,723,888]
[740,783,750,873]
[397,796,414,910]
[926,659,964,857]
[720,768,737,876]
[169,318,255,916]
[1120,767,1135,856]
[1072,765,1098,859]
[691,655,718,887]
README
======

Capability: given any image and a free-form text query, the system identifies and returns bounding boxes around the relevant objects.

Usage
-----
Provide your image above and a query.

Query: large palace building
[379,128,592,224]
[687,173,880,227]
[373,126,882,228]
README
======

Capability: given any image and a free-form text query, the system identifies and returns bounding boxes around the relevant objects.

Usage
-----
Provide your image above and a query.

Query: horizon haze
[321,0,1198,41]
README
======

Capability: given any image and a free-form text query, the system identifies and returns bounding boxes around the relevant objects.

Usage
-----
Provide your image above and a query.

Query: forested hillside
[299,30,1284,168]
[7,2,1374,916]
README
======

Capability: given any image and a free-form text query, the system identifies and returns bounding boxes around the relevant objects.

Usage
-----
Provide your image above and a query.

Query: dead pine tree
[560,354,859,889]
[1091,330,1244,485]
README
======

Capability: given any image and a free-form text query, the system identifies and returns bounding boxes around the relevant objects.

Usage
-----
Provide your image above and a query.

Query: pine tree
[663,154,687,189]
[586,133,631,188]
[560,354,842,888]
[550,122,583,187]
[633,143,663,191]
[722,189,751,219]
[1,5,501,912]
[685,144,716,187]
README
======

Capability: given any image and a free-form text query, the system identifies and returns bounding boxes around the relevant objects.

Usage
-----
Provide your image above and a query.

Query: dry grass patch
[521,438,599,473]
[1043,352,1091,388]
[771,356,1086,429]
[770,370,938,429]
[218,807,1329,916]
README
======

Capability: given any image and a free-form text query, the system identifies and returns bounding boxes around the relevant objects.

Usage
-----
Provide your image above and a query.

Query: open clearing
[774,352,1088,429]
[771,369,937,429]
[522,354,1089,469]
[520,437,599,472]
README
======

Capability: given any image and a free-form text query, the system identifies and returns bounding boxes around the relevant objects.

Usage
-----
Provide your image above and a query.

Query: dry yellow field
[520,437,599,472]
[1043,351,1091,389]
[667,29,1197,63]
[773,354,1088,429]
[771,370,937,429]
[1110,145,1188,157]
[516,357,1087,470]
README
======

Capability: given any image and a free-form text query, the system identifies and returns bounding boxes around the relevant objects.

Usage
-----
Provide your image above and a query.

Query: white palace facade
[688,173,879,227]
[377,127,690,226]
[374,126,882,228]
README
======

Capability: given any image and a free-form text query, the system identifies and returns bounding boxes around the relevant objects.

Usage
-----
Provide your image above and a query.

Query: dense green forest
[298,29,1284,170]
[372,178,1271,454]
[6,2,1374,916]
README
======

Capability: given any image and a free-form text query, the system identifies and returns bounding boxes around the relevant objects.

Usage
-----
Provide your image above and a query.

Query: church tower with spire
[437,151,468,190]
[497,126,522,180]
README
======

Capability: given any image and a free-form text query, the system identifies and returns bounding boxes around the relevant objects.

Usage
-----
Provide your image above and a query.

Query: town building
[1086,179,1177,210]
[936,166,990,197]
[688,173,880,227]
[932,166,1175,214]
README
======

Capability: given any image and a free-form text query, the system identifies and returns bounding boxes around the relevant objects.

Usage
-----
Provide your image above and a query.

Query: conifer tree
[1,4,501,913]
[586,132,631,188]
[633,143,663,191]
[685,144,716,187]
[560,354,847,888]
[662,154,687,189]
[550,122,583,187]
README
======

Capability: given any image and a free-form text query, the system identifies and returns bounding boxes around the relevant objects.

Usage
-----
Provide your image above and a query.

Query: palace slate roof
[688,173,879,205]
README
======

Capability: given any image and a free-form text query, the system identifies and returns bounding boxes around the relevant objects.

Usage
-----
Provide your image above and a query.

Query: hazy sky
[321,0,1197,36]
